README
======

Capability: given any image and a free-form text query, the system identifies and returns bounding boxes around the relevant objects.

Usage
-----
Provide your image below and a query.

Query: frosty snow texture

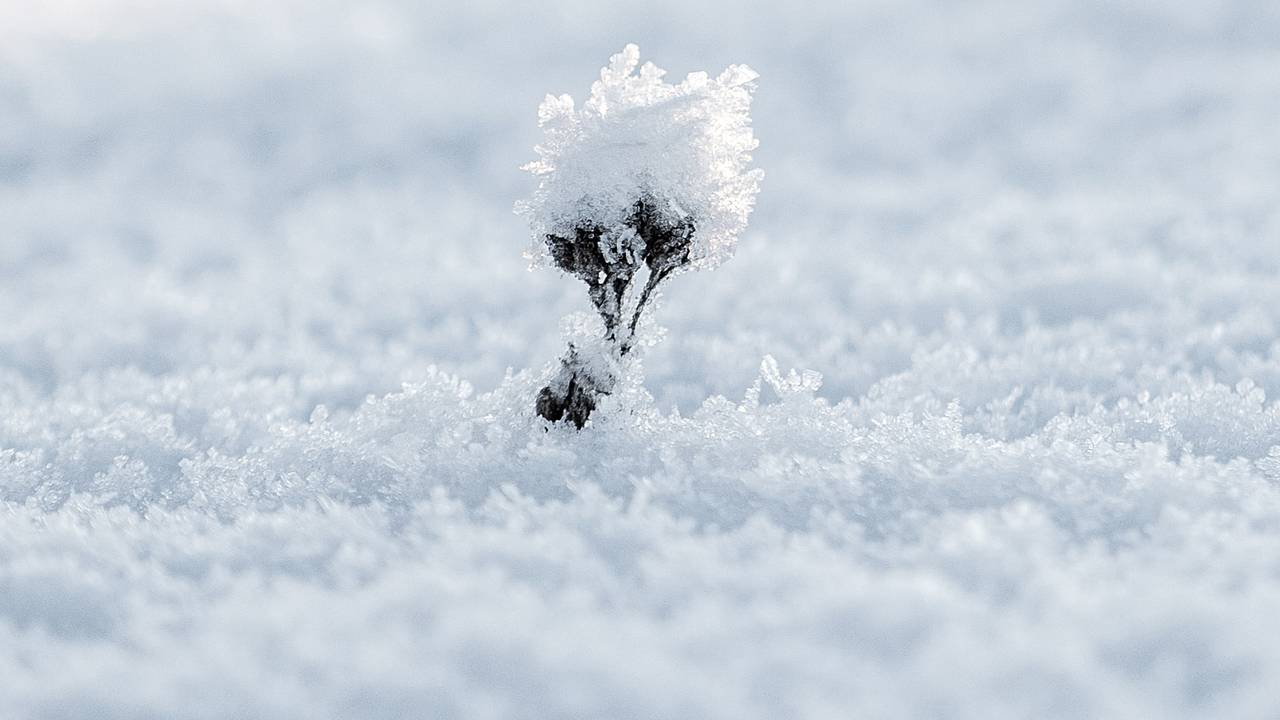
[3,1,1280,718]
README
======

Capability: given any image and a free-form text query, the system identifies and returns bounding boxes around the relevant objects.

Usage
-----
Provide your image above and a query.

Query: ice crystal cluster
[5,2,1280,719]
[519,43,762,271]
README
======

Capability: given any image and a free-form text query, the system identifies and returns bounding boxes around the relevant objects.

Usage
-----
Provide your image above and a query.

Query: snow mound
[4,358,1280,718]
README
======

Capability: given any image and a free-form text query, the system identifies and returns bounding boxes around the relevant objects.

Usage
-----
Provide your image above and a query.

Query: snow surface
[3,1,1280,717]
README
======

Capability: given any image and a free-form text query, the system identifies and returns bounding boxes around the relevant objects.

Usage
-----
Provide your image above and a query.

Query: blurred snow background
[3,0,1280,717]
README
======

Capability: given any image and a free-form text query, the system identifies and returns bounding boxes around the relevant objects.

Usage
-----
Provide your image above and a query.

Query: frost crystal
[519,43,763,270]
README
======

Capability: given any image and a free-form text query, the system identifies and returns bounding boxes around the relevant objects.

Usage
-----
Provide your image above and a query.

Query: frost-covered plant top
[520,43,762,270]
[520,45,762,428]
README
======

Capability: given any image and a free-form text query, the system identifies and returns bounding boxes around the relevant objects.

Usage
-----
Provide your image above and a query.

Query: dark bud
[536,345,608,430]
[632,198,695,277]
[536,378,597,430]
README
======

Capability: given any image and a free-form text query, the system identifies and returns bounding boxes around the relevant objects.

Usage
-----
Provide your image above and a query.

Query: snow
[3,1,1280,717]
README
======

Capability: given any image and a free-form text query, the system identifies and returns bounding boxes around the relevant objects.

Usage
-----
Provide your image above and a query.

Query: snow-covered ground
[3,1,1280,717]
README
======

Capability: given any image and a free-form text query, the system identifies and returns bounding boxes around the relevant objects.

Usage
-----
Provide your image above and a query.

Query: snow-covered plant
[518,44,763,428]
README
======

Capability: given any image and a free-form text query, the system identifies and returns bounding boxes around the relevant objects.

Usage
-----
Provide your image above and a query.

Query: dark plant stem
[620,266,671,356]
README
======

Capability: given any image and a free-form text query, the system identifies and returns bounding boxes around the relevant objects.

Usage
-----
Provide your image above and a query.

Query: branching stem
[620,266,672,356]
[537,197,693,428]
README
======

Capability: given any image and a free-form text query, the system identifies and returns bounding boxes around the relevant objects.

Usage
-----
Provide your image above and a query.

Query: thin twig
[621,267,670,356]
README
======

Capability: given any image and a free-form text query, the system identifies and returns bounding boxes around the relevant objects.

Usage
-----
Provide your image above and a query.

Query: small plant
[518,44,762,428]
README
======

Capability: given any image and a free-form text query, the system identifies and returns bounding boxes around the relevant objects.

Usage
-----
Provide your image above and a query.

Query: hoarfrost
[518,44,763,271]
[524,45,764,428]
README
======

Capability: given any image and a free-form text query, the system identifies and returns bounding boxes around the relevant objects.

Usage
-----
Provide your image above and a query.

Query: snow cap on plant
[518,44,763,270]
